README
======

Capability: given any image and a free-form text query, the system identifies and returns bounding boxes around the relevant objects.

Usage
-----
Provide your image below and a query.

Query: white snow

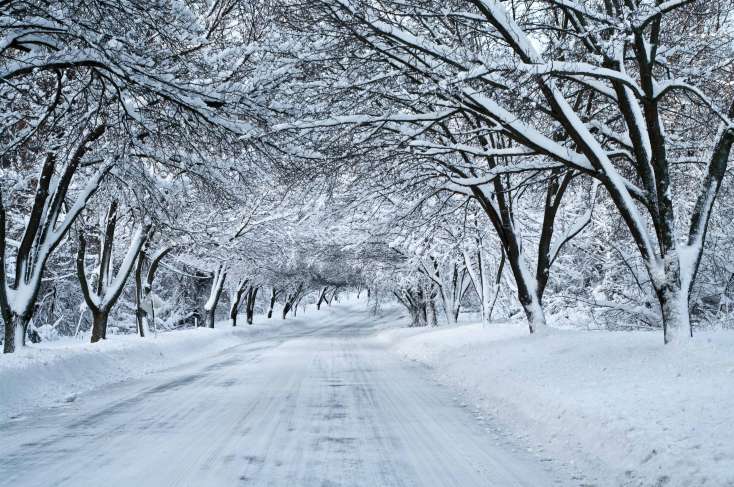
[379,316,734,486]
[0,302,558,487]
[3,301,733,486]
[0,313,317,422]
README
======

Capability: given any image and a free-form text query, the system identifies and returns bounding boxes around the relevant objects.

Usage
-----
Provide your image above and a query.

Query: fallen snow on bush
[378,321,734,487]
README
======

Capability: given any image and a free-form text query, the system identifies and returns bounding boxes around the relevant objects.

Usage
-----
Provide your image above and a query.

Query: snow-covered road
[0,306,558,486]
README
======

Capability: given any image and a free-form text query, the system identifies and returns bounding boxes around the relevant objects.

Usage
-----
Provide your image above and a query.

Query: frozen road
[0,306,558,486]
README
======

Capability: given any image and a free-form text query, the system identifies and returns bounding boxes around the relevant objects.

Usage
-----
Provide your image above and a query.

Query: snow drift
[379,321,734,486]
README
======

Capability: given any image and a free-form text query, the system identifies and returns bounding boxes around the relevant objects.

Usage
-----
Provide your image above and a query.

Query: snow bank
[0,314,313,422]
[378,321,734,486]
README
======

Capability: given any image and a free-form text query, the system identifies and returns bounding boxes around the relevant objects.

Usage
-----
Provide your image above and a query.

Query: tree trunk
[135,251,146,337]
[415,289,428,327]
[231,313,238,327]
[440,293,457,325]
[136,308,146,337]
[505,246,546,333]
[229,280,248,327]
[267,288,277,319]
[0,126,109,354]
[407,307,419,327]
[3,316,14,353]
[281,284,303,320]
[654,258,691,344]
[246,287,258,325]
[3,314,31,353]
[316,286,328,310]
[516,279,545,333]
[90,311,109,343]
[134,245,173,337]
[203,265,226,329]
[427,294,439,327]
[206,307,216,329]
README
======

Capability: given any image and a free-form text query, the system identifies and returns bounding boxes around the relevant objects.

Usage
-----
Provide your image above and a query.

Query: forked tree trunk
[282,301,292,319]
[229,279,249,327]
[77,205,149,344]
[281,284,304,320]
[0,125,109,353]
[456,8,732,343]
[135,245,174,337]
[316,286,329,310]
[394,288,431,327]
[451,129,581,334]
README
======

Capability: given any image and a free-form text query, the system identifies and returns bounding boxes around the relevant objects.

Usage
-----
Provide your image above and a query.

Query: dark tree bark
[281,301,292,320]
[281,283,304,319]
[1,125,108,353]
[77,204,149,343]
[316,286,330,310]
[91,310,109,343]
[246,286,259,325]
[267,287,279,319]
[134,252,146,337]
[459,131,578,333]
[229,279,249,327]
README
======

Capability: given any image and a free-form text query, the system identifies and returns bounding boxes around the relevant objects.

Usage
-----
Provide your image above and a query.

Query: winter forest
[2,0,734,486]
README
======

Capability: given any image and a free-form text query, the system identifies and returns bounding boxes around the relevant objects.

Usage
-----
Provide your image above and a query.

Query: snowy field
[378,317,734,487]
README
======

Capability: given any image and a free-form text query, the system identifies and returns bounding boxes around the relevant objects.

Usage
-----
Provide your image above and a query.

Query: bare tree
[77,202,150,342]
[1,126,109,352]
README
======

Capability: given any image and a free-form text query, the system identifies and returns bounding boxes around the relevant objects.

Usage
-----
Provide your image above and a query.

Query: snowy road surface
[0,307,558,486]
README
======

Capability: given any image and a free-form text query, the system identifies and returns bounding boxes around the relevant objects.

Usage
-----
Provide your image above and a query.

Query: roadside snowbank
[0,315,309,422]
[378,321,734,487]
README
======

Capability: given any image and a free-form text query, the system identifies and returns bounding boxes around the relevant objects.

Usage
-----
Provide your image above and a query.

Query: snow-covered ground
[0,311,326,422]
[0,302,560,487]
[3,301,732,486]
[378,317,734,487]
